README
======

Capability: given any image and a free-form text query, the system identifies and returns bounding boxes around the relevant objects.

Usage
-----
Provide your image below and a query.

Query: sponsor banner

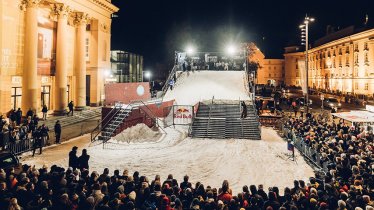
[173,105,193,125]
[298,59,307,95]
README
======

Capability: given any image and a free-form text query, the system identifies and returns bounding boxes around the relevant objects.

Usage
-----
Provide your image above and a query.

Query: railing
[6,138,36,155]
[130,100,166,134]
[90,103,124,142]
[281,125,329,173]
[188,102,200,136]
[206,99,213,137]
[102,103,133,144]
[161,65,178,96]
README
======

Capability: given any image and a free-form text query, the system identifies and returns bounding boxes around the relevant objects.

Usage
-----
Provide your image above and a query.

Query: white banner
[298,59,307,95]
[173,105,193,124]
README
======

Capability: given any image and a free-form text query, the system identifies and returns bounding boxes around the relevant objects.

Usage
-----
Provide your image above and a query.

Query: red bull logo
[174,106,192,119]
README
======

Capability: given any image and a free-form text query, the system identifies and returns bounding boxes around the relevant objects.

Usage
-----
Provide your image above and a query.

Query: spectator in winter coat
[15,108,22,125]
[54,120,61,144]
[42,105,48,120]
[26,108,33,119]
[78,149,90,171]
[68,146,79,170]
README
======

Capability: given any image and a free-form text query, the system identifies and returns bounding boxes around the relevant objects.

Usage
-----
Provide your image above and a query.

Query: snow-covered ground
[111,124,161,144]
[163,71,250,105]
[23,126,314,194]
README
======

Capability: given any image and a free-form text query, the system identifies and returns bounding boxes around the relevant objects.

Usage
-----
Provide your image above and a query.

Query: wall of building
[260,59,285,86]
[0,0,118,115]
[248,46,285,86]
[284,29,374,97]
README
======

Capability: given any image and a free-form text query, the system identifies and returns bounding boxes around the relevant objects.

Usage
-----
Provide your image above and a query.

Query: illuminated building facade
[284,27,374,98]
[249,45,285,86]
[0,0,118,115]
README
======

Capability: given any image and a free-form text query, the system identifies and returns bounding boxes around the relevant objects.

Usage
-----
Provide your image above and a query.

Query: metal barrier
[281,125,329,173]
[5,137,48,155]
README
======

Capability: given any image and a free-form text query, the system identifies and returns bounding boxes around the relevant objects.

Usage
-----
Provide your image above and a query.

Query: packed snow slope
[163,71,250,105]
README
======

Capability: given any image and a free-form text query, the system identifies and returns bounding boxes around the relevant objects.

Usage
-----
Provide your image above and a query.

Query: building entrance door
[86,75,91,106]
[41,86,51,108]
[11,87,22,110]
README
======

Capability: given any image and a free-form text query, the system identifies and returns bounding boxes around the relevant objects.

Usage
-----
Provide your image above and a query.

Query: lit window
[365,83,369,90]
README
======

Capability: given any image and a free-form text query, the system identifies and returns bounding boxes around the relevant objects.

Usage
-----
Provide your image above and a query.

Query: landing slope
[163,71,250,105]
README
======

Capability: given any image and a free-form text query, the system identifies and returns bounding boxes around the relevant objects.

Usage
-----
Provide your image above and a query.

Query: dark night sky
[111,0,373,76]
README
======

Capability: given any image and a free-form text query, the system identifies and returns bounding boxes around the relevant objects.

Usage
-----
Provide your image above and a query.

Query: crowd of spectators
[0,142,372,210]
[284,114,373,210]
[0,108,49,151]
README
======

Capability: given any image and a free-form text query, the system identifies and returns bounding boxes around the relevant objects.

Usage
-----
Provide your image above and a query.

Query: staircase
[190,102,261,140]
[44,108,102,131]
[91,101,162,143]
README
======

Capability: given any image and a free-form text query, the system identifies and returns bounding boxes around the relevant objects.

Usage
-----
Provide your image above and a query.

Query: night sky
[111,0,373,78]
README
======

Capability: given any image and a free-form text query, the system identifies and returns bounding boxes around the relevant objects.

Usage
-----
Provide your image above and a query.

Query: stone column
[74,13,89,110]
[20,0,41,113]
[52,4,70,115]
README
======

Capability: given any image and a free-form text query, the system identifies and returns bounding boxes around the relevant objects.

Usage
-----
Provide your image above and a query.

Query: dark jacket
[54,123,62,134]
[78,154,90,170]
[68,150,79,169]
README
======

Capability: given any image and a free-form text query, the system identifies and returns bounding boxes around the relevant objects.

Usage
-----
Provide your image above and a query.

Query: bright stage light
[226,45,236,56]
[144,71,152,79]
[186,46,195,55]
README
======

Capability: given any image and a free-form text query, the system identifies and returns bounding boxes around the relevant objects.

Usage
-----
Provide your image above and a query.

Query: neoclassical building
[0,0,118,115]
[249,45,285,86]
[284,27,374,97]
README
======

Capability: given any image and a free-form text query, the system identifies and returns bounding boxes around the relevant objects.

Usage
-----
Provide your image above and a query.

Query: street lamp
[300,15,314,114]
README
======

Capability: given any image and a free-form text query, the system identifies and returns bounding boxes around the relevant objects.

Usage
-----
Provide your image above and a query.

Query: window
[296,64,298,69]
[365,52,369,65]
[364,42,369,51]
[296,71,299,77]
[346,55,350,67]
[354,43,359,52]
[269,74,271,77]
[11,87,22,110]
[339,57,342,67]
[346,46,350,54]
[85,38,89,61]
[355,82,358,90]
[102,41,107,61]
[365,83,369,90]
[354,54,359,66]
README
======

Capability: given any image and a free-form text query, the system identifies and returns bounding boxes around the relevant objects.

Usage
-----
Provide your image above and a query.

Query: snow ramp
[163,71,250,105]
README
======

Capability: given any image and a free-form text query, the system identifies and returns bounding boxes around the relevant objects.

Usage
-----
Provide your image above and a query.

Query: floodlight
[186,46,195,55]
[226,45,236,56]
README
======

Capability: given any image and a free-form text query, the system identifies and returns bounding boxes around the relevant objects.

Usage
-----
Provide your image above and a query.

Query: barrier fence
[1,131,49,155]
[281,125,329,174]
